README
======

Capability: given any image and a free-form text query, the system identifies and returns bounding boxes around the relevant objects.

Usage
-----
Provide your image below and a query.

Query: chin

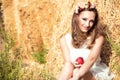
[81,30,88,33]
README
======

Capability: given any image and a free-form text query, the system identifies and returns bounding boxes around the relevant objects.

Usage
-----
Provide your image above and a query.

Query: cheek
[78,19,84,25]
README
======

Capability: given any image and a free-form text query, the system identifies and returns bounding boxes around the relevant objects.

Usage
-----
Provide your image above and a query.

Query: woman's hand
[74,62,82,68]
[74,57,84,68]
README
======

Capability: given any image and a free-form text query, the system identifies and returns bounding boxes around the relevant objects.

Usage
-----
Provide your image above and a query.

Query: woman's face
[78,11,95,32]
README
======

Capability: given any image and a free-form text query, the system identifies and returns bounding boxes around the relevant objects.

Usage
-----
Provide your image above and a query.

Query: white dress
[64,33,114,80]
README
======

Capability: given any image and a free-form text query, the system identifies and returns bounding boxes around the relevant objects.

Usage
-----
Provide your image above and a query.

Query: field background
[1,0,120,80]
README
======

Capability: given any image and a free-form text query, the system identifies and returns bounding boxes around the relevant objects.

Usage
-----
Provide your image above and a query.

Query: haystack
[1,0,120,79]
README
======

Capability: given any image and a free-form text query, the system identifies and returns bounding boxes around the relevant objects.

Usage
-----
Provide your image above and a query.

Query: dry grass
[1,0,120,79]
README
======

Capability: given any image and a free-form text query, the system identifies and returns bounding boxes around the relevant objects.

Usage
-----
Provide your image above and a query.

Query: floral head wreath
[74,2,96,14]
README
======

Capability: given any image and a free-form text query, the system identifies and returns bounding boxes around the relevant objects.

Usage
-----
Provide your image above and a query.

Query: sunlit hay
[2,0,44,59]
[1,0,120,79]
[45,0,120,79]
[96,1,120,80]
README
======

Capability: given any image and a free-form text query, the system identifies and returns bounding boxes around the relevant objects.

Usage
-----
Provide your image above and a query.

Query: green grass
[0,32,23,80]
[106,34,120,56]
[39,66,56,80]
[106,33,120,74]
[32,48,48,64]
[115,65,120,73]
[0,14,23,79]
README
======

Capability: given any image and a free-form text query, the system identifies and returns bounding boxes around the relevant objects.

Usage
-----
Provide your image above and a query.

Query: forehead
[79,11,95,19]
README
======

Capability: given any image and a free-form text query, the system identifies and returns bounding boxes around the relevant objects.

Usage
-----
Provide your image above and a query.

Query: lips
[80,26,90,32]
[83,26,89,30]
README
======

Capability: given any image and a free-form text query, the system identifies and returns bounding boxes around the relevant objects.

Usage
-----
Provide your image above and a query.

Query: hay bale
[1,0,120,79]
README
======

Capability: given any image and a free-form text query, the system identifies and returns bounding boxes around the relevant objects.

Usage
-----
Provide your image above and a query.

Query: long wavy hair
[71,8,103,49]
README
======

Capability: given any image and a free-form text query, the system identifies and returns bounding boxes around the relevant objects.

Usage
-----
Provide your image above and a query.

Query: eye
[82,18,87,21]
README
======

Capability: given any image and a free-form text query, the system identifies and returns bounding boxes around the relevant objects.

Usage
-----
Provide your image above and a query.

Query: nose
[85,21,90,27]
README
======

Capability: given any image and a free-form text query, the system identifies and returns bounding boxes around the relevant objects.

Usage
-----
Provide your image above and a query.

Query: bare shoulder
[90,34,105,57]
[60,36,66,43]
[60,33,71,43]
[95,34,105,45]
[60,35,68,48]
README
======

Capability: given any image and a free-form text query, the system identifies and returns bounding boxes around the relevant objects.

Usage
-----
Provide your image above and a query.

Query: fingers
[74,62,82,68]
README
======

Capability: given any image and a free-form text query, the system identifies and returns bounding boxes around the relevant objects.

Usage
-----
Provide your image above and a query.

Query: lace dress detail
[64,33,114,80]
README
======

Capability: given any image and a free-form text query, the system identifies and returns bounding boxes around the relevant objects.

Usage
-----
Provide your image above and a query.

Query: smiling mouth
[83,27,89,30]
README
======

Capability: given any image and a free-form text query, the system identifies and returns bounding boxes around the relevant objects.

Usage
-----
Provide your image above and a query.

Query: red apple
[76,57,84,65]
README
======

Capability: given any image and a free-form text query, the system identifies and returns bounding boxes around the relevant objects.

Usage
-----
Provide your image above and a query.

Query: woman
[57,2,114,80]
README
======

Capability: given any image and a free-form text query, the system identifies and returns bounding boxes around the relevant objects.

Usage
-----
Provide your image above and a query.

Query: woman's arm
[73,35,105,80]
[57,36,74,80]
